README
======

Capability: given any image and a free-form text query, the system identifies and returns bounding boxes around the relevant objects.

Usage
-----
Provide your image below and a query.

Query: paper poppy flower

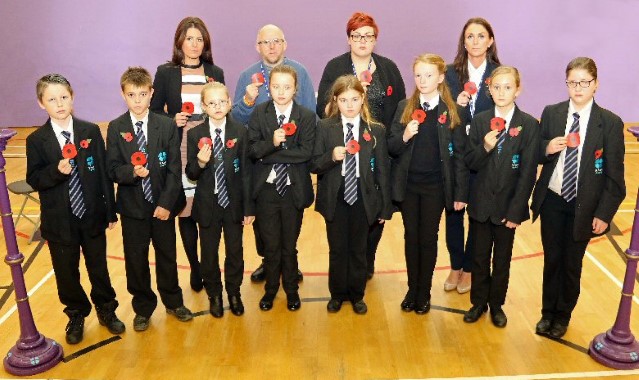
[282,122,297,136]
[359,70,372,83]
[198,137,213,149]
[411,109,426,124]
[566,132,580,148]
[121,132,133,142]
[595,148,603,159]
[387,86,393,96]
[131,151,147,166]
[485,78,491,86]
[226,139,236,149]
[345,139,360,155]
[438,114,447,124]
[79,139,91,149]
[251,72,265,84]
[181,102,194,114]
[509,128,519,137]
[464,82,478,95]
[490,117,506,132]
[62,143,77,159]
[363,130,371,141]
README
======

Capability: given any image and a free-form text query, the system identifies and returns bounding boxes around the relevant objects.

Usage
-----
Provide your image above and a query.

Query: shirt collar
[129,111,149,127]
[495,105,516,127]
[275,102,293,122]
[209,117,227,134]
[341,114,361,128]
[568,98,594,119]
[50,116,74,137]
[468,59,487,76]
[419,94,440,110]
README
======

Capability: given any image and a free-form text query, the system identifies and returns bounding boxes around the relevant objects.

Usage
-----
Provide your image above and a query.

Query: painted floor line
[586,251,639,305]
[0,269,54,326]
[415,368,639,380]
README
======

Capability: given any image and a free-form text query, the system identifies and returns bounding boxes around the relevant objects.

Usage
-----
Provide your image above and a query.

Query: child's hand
[175,112,189,128]
[360,80,371,92]
[58,159,72,175]
[502,219,520,229]
[108,222,118,230]
[273,128,286,147]
[483,130,500,152]
[243,216,255,225]
[453,201,467,211]
[332,146,346,162]
[197,144,212,167]
[403,119,419,142]
[546,136,567,155]
[153,206,170,220]
[377,218,386,224]
[133,165,149,178]
[592,217,608,234]
[245,83,261,103]
[457,91,471,107]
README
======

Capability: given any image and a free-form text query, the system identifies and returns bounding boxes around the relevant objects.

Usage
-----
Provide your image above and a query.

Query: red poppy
[566,132,580,148]
[251,72,265,84]
[131,151,147,166]
[226,139,236,149]
[359,70,372,83]
[464,82,478,95]
[595,149,603,159]
[490,117,506,132]
[121,132,133,142]
[282,123,297,136]
[438,114,447,124]
[80,139,90,149]
[386,86,393,96]
[62,143,77,159]
[345,139,360,155]
[181,102,195,114]
[485,78,491,86]
[509,128,519,137]
[363,131,371,141]
[198,137,213,149]
[411,109,426,124]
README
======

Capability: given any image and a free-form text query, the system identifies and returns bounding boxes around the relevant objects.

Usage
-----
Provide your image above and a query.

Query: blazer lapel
[578,102,602,183]
[42,120,64,161]
[223,121,237,174]
[146,113,161,167]
[358,121,372,183]
[288,103,302,145]
[73,122,89,177]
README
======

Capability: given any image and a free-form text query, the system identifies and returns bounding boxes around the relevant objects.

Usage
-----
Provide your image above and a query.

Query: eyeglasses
[257,38,285,46]
[350,34,376,42]
[565,79,595,88]
[204,100,229,108]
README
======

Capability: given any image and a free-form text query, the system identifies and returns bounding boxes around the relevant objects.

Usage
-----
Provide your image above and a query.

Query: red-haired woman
[150,16,225,293]
[317,12,405,279]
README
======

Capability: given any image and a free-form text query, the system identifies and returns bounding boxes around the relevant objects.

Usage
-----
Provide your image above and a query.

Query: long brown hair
[171,17,214,65]
[452,18,500,85]
[400,54,460,129]
[326,75,380,127]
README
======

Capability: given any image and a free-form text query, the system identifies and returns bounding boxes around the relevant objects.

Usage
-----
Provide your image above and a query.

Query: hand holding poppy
[197,143,212,167]
[411,109,426,124]
[345,139,361,155]
[566,132,580,148]
[62,143,77,159]
[403,119,420,142]
[131,151,147,166]
[273,128,286,147]
[133,165,149,178]
[251,72,265,85]
[483,129,501,152]
[545,136,568,155]
[332,146,346,162]
[57,159,72,175]
[181,102,195,114]
[464,82,478,95]
[282,123,297,136]
[198,137,213,149]
[490,117,506,132]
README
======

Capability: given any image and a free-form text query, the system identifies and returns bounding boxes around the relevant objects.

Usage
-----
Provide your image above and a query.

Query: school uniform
[311,115,391,303]
[464,106,539,309]
[531,99,625,325]
[26,117,119,318]
[388,98,469,307]
[185,116,254,298]
[106,110,187,318]
[247,100,316,298]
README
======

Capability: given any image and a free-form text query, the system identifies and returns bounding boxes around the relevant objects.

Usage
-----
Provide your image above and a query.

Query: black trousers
[326,183,368,302]
[445,172,476,272]
[367,222,384,274]
[48,214,118,317]
[199,196,244,297]
[400,182,445,304]
[470,218,515,308]
[540,191,590,324]
[178,216,201,279]
[252,220,265,258]
[121,213,184,317]
[257,184,303,295]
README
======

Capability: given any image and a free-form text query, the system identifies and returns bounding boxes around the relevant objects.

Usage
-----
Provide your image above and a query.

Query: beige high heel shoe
[444,269,461,291]
[457,271,472,294]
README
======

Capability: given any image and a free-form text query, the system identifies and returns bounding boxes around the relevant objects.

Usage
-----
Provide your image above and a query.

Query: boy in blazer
[26,74,124,344]
[531,57,625,339]
[106,67,192,332]
[185,82,254,318]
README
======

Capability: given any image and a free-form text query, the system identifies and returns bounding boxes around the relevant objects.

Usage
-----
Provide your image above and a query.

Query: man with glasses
[233,24,315,283]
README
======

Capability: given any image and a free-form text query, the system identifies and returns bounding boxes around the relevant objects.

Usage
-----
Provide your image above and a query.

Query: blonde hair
[489,66,521,88]
[200,81,230,103]
[326,75,380,127]
[400,54,460,129]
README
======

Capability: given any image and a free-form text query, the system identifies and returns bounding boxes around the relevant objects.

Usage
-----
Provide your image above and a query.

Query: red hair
[346,12,379,37]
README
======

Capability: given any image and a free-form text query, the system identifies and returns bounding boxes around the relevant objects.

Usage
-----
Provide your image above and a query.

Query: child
[311,75,391,314]
[462,66,539,327]
[185,82,254,317]
[106,67,192,331]
[26,73,124,344]
[387,54,468,314]
[531,57,625,339]
[247,64,316,312]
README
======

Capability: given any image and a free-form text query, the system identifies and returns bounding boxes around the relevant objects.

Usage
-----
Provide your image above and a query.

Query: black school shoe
[65,313,85,344]
[166,305,194,322]
[97,309,125,334]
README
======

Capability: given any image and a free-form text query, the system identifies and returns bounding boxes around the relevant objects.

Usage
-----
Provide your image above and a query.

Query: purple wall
[1,0,636,127]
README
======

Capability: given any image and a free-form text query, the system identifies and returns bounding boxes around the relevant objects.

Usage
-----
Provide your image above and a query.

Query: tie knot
[215,128,222,136]
[135,121,143,127]
[422,102,430,111]
[278,114,286,125]
[61,131,71,140]
[346,122,354,130]
[573,112,580,120]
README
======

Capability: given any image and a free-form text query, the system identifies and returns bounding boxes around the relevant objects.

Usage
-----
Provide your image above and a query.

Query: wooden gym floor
[0,124,638,380]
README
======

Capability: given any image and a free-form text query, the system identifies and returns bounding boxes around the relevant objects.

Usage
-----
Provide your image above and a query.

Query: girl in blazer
[185,82,254,318]
[443,17,501,294]
[247,65,316,312]
[531,57,625,339]
[311,75,391,314]
[388,54,468,314]
[462,67,539,327]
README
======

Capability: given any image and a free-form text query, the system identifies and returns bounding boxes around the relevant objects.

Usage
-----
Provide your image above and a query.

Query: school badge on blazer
[158,151,167,167]
[594,148,604,175]
[86,156,95,171]
[511,154,520,170]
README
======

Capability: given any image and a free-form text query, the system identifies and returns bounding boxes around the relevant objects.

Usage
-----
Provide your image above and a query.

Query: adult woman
[316,12,405,279]
[443,17,500,294]
[150,16,225,292]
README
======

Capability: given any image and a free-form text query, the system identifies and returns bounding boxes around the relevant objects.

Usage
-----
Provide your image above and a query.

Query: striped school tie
[61,131,86,218]
[273,114,288,196]
[422,102,430,112]
[135,121,154,203]
[496,129,507,155]
[214,128,229,208]
[561,113,580,202]
[344,122,357,205]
